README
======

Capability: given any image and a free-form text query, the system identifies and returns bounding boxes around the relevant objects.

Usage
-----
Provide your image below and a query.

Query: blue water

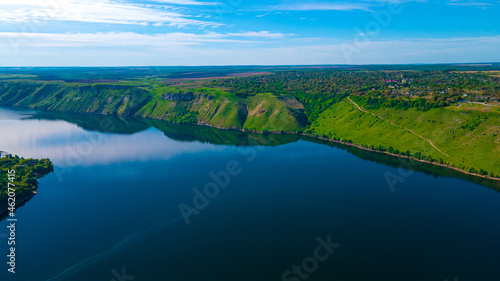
[0,107,499,281]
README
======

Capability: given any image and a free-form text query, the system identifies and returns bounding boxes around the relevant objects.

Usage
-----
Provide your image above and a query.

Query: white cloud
[0,0,221,27]
[226,31,286,38]
[0,31,286,48]
[260,0,427,12]
[447,1,493,7]
[149,0,218,5]
[269,2,373,11]
[2,34,498,66]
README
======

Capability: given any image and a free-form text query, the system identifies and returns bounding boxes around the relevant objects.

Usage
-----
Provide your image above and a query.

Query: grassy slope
[311,99,446,159]
[311,98,500,175]
[131,85,305,132]
[244,93,303,132]
[372,106,500,174]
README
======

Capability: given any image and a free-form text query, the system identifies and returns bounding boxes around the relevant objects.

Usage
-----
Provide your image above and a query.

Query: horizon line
[1,62,499,68]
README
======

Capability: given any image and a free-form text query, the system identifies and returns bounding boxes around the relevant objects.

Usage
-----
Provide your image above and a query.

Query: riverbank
[310,135,500,183]
[147,113,500,183]
[2,104,499,185]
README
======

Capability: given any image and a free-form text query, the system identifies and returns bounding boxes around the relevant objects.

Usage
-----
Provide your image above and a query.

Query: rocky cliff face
[0,81,306,132]
[0,81,150,117]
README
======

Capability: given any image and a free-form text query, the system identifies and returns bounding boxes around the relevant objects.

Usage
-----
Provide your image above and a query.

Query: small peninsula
[0,152,54,213]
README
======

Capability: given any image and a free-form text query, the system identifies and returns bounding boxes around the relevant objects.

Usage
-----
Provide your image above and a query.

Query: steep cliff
[0,81,306,132]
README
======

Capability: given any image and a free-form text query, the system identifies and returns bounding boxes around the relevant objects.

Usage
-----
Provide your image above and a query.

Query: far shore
[2,104,498,185]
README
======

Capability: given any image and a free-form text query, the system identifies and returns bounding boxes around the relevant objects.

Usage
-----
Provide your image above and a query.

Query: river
[0,106,499,281]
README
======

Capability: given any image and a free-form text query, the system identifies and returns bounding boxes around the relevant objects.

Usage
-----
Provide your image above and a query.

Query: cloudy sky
[0,0,498,66]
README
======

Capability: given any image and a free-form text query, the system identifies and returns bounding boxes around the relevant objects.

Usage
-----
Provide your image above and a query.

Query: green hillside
[310,98,446,159]
[0,68,499,180]
[0,80,306,133]
[310,98,500,176]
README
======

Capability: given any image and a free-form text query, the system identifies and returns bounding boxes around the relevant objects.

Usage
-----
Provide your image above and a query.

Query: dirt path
[347,96,450,158]
[248,100,266,116]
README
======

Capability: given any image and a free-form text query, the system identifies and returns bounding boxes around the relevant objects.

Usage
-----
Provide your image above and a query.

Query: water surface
[0,107,499,281]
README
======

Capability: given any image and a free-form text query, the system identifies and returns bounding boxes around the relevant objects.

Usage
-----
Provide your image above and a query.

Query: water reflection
[0,109,223,166]
[0,107,299,167]
[1,106,500,281]
[30,110,300,146]
[1,106,498,190]
[306,137,500,191]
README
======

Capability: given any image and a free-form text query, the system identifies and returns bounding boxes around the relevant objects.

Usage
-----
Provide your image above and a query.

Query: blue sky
[0,0,498,66]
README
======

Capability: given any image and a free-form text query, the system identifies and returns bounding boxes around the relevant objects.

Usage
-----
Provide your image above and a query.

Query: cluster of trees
[460,115,488,131]
[166,104,199,123]
[0,155,54,205]
[351,70,500,103]
[208,70,500,123]
[352,96,448,111]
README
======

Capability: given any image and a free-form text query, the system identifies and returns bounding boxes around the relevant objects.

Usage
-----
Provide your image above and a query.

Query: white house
[0,151,10,158]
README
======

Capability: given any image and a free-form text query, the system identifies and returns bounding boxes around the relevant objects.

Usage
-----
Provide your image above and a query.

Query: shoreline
[146,114,500,183]
[309,136,500,183]
[2,105,499,184]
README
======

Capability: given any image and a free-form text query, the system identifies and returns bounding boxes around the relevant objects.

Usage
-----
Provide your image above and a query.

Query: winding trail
[347,96,450,158]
